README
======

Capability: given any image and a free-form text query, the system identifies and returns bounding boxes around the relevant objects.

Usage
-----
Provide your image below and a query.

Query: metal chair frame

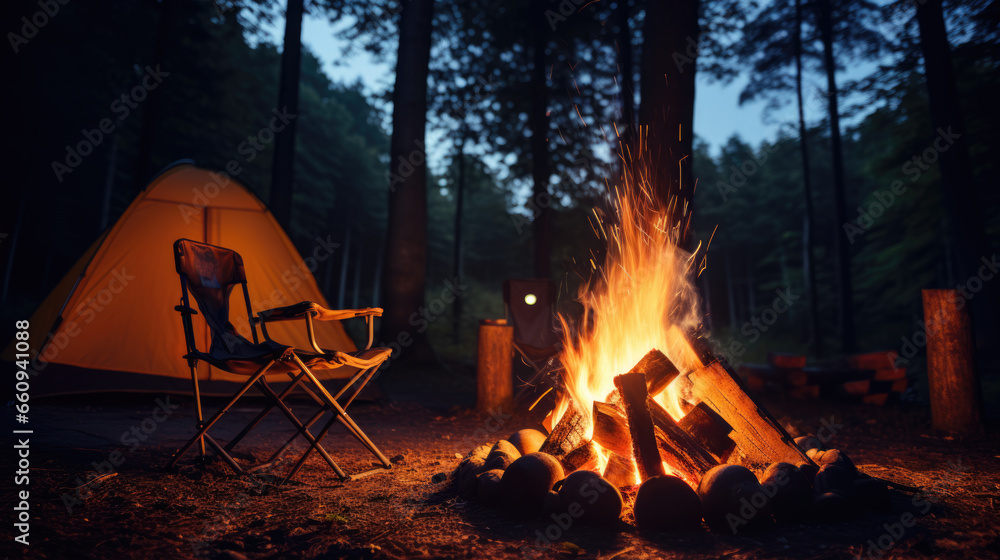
[166,239,391,484]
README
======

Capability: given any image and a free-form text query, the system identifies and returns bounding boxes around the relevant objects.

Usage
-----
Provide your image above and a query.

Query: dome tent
[6,162,360,396]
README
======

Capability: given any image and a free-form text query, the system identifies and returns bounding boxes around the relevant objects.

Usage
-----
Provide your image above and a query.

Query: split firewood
[561,441,600,473]
[688,361,811,466]
[602,452,638,488]
[591,401,632,459]
[613,372,665,481]
[539,398,588,459]
[665,326,708,371]
[646,397,718,481]
[628,349,680,398]
[677,402,737,463]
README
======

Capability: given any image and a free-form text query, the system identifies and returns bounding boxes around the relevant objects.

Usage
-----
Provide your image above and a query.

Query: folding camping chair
[503,279,562,403]
[166,238,393,484]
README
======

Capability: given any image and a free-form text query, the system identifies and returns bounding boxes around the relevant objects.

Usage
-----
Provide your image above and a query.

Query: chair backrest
[173,238,258,355]
[502,278,560,349]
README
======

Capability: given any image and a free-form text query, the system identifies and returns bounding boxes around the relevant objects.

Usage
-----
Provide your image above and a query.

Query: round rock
[761,463,812,522]
[795,435,824,453]
[557,470,623,525]
[813,464,855,496]
[501,452,565,513]
[508,429,547,456]
[634,475,702,532]
[698,465,773,533]
[483,440,521,472]
[813,491,852,521]
[475,469,505,505]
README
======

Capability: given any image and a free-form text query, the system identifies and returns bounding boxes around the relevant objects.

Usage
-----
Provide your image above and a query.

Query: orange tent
[6,163,358,396]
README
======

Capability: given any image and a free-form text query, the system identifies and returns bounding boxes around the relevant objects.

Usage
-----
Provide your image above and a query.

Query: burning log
[628,349,680,397]
[646,397,718,482]
[561,441,600,472]
[677,402,736,463]
[688,360,811,466]
[539,398,588,460]
[602,452,638,488]
[613,372,665,481]
[591,401,632,459]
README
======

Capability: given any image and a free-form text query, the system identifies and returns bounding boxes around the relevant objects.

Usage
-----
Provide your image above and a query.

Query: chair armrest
[257,302,383,353]
[257,302,383,323]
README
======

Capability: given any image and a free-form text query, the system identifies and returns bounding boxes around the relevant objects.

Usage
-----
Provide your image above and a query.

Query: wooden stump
[922,289,983,434]
[477,320,513,414]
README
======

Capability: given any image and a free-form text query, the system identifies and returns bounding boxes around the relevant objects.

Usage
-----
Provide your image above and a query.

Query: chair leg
[224,370,308,452]
[274,366,380,461]
[266,405,327,463]
[280,415,340,485]
[290,354,392,468]
[341,366,382,410]
[291,372,383,460]
[168,360,277,470]
[189,363,206,457]
[254,379,349,481]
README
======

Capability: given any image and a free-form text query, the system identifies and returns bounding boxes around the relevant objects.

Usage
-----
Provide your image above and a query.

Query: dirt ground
[6,365,1000,560]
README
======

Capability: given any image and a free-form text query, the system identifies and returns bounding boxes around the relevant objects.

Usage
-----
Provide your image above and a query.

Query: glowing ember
[551,152,705,478]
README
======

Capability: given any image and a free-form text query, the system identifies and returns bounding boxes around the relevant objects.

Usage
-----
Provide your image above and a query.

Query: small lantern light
[524,293,537,306]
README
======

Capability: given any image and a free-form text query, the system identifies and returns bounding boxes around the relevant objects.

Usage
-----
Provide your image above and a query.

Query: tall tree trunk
[618,0,636,143]
[338,225,351,309]
[746,253,756,318]
[352,243,363,309]
[529,3,552,279]
[452,142,466,343]
[795,0,822,355]
[323,242,335,297]
[638,0,699,247]
[373,237,384,308]
[131,0,174,192]
[269,0,304,230]
[100,134,119,232]
[1,195,25,304]
[725,249,738,332]
[916,0,999,358]
[382,0,435,363]
[817,0,855,353]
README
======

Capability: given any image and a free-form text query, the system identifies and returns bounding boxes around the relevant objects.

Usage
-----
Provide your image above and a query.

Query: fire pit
[454,164,904,535]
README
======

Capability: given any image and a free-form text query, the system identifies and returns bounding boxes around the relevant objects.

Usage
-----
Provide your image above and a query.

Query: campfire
[455,160,892,533]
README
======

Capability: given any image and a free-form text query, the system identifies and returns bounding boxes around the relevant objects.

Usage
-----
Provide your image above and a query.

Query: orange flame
[552,152,704,477]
